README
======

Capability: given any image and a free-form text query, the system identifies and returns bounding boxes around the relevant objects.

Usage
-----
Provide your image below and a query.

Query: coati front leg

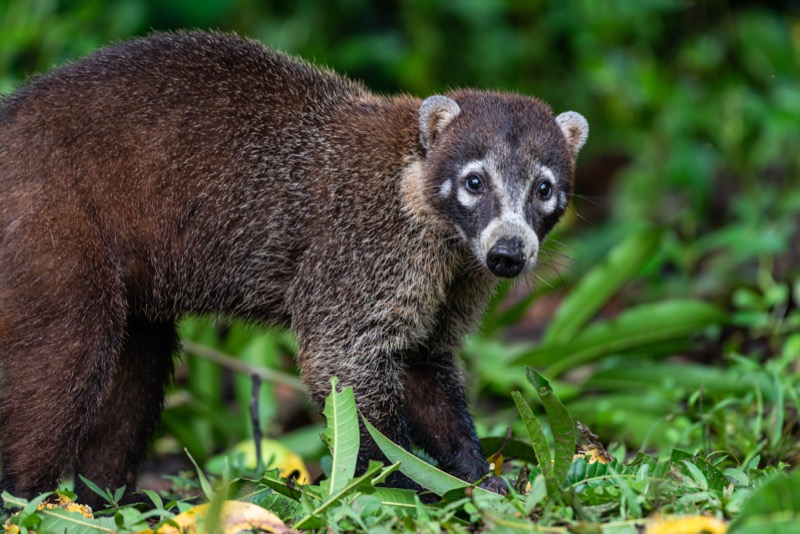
[400,270,505,492]
[297,337,422,490]
[403,353,503,491]
[73,315,177,508]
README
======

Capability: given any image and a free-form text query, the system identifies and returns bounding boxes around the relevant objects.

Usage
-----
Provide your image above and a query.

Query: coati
[0,31,588,507]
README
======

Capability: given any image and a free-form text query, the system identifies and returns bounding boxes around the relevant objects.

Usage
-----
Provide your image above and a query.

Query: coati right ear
[419,96,461,152]
[555,111,589,159]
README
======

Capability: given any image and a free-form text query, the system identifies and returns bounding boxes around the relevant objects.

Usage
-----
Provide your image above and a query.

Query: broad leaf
[371,487,420,509]
[670,450,729,493]
[2,493,117,534]
[729,471,800,533]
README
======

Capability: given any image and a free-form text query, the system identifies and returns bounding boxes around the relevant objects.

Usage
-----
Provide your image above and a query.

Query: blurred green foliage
[1,0,798,481]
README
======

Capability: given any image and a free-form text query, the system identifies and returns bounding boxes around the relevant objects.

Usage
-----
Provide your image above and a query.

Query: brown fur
[0,31,585,507]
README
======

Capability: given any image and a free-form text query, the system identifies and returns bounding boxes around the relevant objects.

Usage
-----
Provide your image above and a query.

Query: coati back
[0,31,588,507]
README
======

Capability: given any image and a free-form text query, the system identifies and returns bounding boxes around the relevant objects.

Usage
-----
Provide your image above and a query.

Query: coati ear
[555,111,589,159]
[419,96,461,152]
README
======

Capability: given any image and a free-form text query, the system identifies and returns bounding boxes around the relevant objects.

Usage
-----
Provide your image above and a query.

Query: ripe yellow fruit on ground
[154,501,296,533]
[207,438,310,484]
[645,515,727,534]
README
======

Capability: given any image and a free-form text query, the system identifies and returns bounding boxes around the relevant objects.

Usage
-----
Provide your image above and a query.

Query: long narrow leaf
[362,417,498,498]
[513,300,727,376]
[526,369,576,487]
[321,378,360,497]
[511,391,558,496]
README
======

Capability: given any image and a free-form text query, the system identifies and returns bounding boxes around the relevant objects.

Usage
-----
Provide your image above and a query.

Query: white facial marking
[487,161,520,213]
[439,179,452,198]
[457,187,479,208]
[455,160,486,208]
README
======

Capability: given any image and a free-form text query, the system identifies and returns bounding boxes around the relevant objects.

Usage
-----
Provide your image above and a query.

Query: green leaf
[511,391,557,496]
[320,377,360,497]
[584,362,767,397]
[185,448,215,502]
[294,462,383,530]
[112,485,125,504]
[543,229,662,345]
[140,489,163,509]
[16,491,53,517]
[513,300,727,377]
[259,472,305,502]
[77,476,112,504]
[251,490,304,522]
[371,487,419,509]
[670,450,728,492]
[2,494,117,533]
[362,417,498,498]
[729,471,800,533]
[526,369,576,488]
[525,474,547,514]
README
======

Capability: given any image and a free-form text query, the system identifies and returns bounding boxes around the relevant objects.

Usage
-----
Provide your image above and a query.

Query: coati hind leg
[0,227,126,502]
[73,315,177,508]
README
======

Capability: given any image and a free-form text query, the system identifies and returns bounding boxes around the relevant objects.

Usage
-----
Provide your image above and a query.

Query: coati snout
[486,236,526,278]
[0,31,587,508]
[418,94,588,280]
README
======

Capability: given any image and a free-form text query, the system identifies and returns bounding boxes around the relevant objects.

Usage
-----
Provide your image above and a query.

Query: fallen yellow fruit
[155,501,296,533]
[208,439,310,484]
[645,514,727,534]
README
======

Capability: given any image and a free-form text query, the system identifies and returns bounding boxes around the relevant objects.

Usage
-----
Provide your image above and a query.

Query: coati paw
[478,476,509,495]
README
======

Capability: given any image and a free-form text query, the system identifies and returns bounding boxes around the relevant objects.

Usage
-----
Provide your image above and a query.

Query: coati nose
[486,236,526,278]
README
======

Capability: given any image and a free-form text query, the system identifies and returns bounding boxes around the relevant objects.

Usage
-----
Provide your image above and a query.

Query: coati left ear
[555,111,589,159]
[419,96,461,152]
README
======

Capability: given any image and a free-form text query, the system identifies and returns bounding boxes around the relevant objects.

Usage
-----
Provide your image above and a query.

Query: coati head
[419,90,588,278]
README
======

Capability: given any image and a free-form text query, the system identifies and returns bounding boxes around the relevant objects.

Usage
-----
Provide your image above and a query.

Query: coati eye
[465,174,484,193]
[536,180,553,200]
